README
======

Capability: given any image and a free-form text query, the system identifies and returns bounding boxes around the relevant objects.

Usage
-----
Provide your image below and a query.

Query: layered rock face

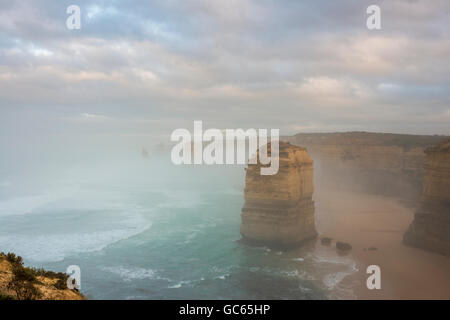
[241,142,317,247]
[404,140,450,256]
[284,132,449,198]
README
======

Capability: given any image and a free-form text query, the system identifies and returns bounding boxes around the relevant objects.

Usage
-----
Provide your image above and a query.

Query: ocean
[0,154,358,299]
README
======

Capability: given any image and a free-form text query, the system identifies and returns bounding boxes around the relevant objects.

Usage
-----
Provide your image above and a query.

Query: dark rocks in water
[336,241,352,251]
[321,237,332,246]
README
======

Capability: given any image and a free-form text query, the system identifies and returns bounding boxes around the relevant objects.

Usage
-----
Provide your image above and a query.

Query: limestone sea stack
[403,140,450,256]
[241,141,317,248]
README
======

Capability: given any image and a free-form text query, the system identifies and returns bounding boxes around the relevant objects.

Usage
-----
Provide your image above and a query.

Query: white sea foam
[323,271,352,289]
[0,183,154,263]
[282,269,315,281]
[168,283,183,288]
[292,257,304,262]
[167,277,205,289]
[0,213,151,262]
[214,274,230,280]
[167,280,192,288]
[101,266,159,282]
[305,243,359,298]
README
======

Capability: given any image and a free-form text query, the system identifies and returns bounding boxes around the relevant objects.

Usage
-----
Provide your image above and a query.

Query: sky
[0,0,449,156]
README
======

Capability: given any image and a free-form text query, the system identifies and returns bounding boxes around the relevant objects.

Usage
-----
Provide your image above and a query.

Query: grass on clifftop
[0,252,74,300]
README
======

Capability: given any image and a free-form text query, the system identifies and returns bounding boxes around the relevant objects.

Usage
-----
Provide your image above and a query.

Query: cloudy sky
[1,0,449,154]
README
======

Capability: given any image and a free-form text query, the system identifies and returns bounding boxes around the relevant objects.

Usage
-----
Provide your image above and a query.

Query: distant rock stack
[404,140,450,256]
[241,141,317,248]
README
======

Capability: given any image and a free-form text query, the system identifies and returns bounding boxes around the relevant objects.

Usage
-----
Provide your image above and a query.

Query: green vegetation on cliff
[0,252,84,300]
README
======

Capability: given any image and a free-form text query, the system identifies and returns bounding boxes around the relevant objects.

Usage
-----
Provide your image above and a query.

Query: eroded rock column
[241,141,317,248]
[404,140,450,256]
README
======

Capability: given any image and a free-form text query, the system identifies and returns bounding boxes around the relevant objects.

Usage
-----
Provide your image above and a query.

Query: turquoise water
[0,155,357,299]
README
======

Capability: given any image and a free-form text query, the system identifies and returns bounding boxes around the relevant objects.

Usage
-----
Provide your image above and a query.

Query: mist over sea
[0,151,357,299]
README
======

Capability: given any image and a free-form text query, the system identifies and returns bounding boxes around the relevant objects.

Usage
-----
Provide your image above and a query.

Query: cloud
[296,76,371,107]
[0,0,449,138]
[80,113,112,121]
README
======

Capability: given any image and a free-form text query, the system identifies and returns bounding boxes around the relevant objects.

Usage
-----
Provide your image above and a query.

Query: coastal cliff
[0,252,84,300]
[241,141,317,247]
[284,132,449,198]
[403,140,450,256]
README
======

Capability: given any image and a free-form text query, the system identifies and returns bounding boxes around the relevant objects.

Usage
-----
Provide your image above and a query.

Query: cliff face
[284,132,449,198]
[404,140,450,256]
[241,142,317,247]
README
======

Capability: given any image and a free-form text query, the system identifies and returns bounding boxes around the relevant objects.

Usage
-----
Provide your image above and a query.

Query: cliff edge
[241,141,317,248]
[284,132,449,198]
[0,252,84,300]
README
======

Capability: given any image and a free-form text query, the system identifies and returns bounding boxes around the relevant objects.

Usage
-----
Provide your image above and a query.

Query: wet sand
[315,189,450,300]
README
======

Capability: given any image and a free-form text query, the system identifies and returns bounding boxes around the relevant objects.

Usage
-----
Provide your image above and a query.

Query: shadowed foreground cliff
[0,253,84,300]
[241,142,317,247]
[404,140,450,256]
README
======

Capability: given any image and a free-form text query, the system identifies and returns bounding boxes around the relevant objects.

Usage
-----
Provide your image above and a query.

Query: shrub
[7,279,41,300]
[32,268,69,290]
[0,252,24,266]
[54,278,68,290]
[6,261,41,300]
[1,252,79,299]
[32,268,67,280]
[12,265,37,283]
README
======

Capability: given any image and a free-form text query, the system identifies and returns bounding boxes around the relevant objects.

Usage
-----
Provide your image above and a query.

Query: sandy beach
[315,189,450,300]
